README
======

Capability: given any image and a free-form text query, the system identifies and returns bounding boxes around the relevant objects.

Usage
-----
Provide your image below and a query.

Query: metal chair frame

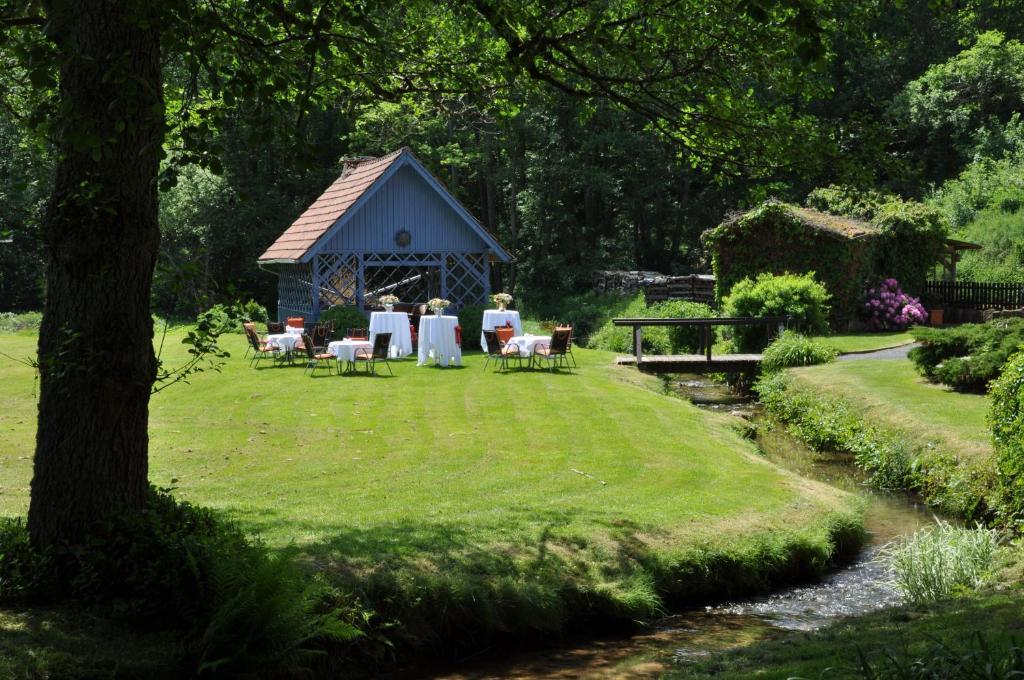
[532,328,572,372]
[300,333,335,376]
[354,332,393,375]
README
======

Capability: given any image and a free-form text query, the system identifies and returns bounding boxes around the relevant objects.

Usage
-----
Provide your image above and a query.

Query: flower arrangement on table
[491,292,513,310]
[862,278,927,330]
[427,297,451,315]
[379,294,400,311]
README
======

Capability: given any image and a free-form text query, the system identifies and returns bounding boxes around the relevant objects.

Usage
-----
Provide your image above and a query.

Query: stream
[425,374,939,680]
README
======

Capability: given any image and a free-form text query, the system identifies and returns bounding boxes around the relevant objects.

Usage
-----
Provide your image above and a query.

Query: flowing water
[423,375,938,680]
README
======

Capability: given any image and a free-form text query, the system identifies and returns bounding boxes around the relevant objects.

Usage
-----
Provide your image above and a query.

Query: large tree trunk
[28,0,163,548]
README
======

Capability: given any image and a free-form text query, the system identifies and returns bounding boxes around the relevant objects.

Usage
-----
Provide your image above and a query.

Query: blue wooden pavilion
[258,147,512,321]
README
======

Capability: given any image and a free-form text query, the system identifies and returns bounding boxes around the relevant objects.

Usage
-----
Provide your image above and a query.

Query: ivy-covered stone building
[703,200,948,324]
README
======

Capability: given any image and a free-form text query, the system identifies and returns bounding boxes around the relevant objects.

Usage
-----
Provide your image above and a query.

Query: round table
[285,325,304,335]
[480,310,523,351]
[266,333,300,352]
[417,315,462,367]
[369,311,413,358]
[327,339,373,370]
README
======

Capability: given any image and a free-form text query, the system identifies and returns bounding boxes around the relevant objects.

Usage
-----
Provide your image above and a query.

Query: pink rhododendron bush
[862,278,927,330]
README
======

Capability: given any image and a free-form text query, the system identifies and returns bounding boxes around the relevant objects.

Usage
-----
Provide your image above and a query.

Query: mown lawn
[0,329,861,666]
[788,359,991,462]
[815,331,915,354]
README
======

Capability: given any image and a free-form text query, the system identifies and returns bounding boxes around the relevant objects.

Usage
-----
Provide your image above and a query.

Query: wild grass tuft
[760,330,838,373]
[882,521,998,603]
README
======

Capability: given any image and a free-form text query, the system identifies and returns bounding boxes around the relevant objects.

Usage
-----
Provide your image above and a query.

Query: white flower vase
[434,308,443,317]
[497,302,507,311]
[385,304,394,313]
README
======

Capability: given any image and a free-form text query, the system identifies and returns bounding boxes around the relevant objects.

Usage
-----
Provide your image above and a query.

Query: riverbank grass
[0,330,862,670]
[761,359,994,519]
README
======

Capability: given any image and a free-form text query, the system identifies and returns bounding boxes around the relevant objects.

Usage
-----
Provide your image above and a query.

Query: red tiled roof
[258,148,406,262]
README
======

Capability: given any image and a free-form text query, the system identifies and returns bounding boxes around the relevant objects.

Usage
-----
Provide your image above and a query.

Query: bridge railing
[611,316,794,364]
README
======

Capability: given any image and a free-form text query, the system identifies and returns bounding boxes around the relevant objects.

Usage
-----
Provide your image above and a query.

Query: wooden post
[633,325,643,364]
[705,325,712,361]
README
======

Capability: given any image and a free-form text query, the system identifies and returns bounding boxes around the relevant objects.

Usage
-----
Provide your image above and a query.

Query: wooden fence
[644,275,716,306]
[924,281,1024,310]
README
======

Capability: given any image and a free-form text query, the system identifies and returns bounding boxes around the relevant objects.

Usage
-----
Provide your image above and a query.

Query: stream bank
[423,374,938,679]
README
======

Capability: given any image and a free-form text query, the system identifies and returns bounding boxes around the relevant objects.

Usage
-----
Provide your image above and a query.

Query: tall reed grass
[882,521,998,603]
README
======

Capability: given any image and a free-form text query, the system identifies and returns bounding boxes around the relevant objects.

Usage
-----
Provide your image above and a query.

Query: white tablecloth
[369,311,413,358]
[327,339,373,363]
[417,315,462,367]
[505,334,552,357]
[479,310,523,351]
[266,333,300,352]
[285,325,304,335]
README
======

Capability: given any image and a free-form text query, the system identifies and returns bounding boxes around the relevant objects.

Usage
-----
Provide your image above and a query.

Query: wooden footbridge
[612,316,793,374]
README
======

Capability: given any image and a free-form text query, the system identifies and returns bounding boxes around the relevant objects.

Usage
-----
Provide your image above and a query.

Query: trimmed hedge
[989,350,1024,524]
[909,319,1024,392]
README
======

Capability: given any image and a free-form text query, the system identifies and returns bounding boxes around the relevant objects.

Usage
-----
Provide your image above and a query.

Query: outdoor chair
[556,324,577,367]
[243,323,280,367]
[409,323,418,351]
[286,316,305,330]
[311,322,332,352]
[267,321,284,334]
[455,324,463,348]
[300,333,335,376]
[354,332,393,375]
[347,327,369,340]
[482,329,521,371]
[532,328,572,372]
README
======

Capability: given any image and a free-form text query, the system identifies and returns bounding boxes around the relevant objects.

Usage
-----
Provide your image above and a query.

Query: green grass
[0,329,862,667]
[670,591,1024,679]
[816,331,915,354]
[790,360,991,462]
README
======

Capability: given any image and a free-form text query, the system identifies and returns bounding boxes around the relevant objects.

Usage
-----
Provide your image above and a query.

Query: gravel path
[838,342,919,361]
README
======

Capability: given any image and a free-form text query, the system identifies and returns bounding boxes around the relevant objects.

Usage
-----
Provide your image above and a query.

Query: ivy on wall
[703,193,948,324]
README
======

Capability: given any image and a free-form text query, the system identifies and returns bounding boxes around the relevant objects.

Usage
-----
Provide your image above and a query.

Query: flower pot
[384,304,394,313]
[929,308,944,326]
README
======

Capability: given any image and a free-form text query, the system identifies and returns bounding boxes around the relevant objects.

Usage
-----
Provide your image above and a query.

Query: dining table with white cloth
[504,334,552,357]
[285,325,304,335]
[265,333,301,353]
[368,311,413,358]
[479,309,523,351]
[417,314,462,367]
[327,339,373,366]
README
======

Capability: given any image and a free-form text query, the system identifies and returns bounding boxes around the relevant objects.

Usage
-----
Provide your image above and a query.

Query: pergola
[258,148,512,322]
[937,238,983,281]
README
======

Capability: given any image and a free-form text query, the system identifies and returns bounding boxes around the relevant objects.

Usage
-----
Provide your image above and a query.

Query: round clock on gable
[394,229,412,247]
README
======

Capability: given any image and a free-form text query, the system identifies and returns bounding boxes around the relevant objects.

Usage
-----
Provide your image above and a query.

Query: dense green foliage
[0,312,42,333]
[588,295,714,354]
[757,369,995,520]
[0,488,358,676]
[989,350,1024,523]
[760,331,838,373]
[909,319,1024,392]
[195,300,268,334]
[721,272,831,352]
[317,305,369,338]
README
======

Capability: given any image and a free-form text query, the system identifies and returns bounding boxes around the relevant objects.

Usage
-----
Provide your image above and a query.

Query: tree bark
[28,0,163,548]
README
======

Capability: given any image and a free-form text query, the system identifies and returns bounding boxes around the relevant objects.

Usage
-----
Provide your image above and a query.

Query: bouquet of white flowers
[491,292,513,305]
[427,297,451,312]
[379,294,400,305]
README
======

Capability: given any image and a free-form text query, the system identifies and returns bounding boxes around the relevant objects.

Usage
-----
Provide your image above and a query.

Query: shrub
[882,521,998,603]
[871,199,949,293]
[721,272,831,352]
[318,305,369,340]
[456,303,489,351]
[588,295,714,354]
[0,311,42,332]
[910,319,1024,392]
[0,488,360,676]
[989,349,1024,523]
[196,300,268,334]
[760,331,838,373]
[861,278,927,330]
[522,292,635,345]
